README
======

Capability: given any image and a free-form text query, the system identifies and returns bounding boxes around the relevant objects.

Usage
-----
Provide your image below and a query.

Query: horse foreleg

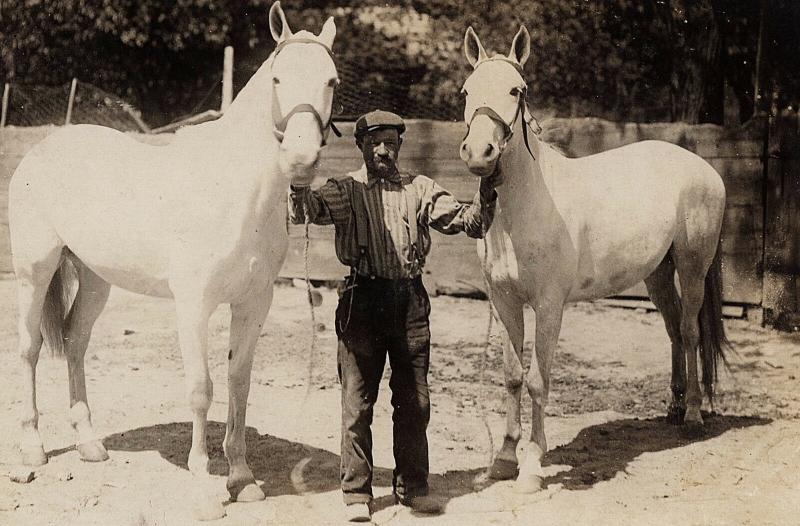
[174,298,223,521]
[487,293,525,480]
[224,287,273,503]
[65,262,111,462]
[518,302,563,493]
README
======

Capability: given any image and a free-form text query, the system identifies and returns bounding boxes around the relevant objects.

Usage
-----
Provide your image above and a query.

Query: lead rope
[302,214,318,401]
[477,200,496,481]
[288,212,320,500]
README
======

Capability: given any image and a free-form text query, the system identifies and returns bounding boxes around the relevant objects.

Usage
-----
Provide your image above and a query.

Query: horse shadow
[46,412,771,514]
[92,421,491,512]
[542,412,772,490]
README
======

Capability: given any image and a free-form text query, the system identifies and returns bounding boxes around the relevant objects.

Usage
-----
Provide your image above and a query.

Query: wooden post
[753,0,768,116]
[65,78,77,125]
[1,82,9,128]
[221,46,234,112]
[762,108,800,327]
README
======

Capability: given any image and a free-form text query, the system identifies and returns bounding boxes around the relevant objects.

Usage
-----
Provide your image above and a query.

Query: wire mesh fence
[2,81,145,131]
[1,56,463,134]
[335,59,460,121]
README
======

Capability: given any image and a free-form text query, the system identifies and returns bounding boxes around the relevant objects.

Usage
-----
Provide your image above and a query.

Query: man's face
[360,128,402,178]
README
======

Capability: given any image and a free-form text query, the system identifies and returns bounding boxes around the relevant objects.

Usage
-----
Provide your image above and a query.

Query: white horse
[459,26,728,493]
[9,2,338,519]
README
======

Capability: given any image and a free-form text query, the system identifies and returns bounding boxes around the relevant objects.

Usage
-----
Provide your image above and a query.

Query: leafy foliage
[0,0,794,126]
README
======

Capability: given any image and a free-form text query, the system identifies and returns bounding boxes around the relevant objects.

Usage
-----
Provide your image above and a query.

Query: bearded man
[288,110,500,522]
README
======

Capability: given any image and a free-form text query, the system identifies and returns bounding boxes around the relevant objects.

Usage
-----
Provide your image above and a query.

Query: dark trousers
[335,275,431,504]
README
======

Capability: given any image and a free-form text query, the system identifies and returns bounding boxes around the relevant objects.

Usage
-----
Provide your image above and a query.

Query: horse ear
[318,16,336,49]
[269,1,293,43]
[508,25,531,67]
[464,26,488,68]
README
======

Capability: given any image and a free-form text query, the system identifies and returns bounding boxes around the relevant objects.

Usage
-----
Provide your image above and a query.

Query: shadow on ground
[543,412,772,490]
[45,413,770,513]
[90,421,491,513]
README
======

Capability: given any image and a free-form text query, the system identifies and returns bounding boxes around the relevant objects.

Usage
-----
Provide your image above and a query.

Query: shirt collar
[367,169,402,188]
[351,164,404,188]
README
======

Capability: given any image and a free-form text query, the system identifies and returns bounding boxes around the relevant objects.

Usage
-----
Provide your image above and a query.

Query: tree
[0,0,790,126]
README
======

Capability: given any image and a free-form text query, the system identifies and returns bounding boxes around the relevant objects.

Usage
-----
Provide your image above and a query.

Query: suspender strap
[404,182,419,259]
[352,182,372,275]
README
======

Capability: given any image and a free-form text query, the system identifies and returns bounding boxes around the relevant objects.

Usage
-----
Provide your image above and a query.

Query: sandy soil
[0,278,798,526]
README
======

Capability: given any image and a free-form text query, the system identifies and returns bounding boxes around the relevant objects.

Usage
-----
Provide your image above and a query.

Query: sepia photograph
[0,1,798,524]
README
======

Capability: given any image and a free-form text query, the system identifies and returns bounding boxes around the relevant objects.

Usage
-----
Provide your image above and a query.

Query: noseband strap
[271,38,342,145]
[465,87,536,160]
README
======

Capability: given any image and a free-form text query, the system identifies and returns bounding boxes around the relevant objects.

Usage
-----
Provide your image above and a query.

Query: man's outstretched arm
[423,175,501,238]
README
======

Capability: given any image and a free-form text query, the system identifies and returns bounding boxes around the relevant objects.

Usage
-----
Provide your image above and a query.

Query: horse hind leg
[673,243,718,434]
[63,256,111,462]
[12,227,64,466]
[643,249,686,424]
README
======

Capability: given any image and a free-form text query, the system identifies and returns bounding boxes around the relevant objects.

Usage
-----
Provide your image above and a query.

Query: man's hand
[290,171,316,188]
[479,170,503,200]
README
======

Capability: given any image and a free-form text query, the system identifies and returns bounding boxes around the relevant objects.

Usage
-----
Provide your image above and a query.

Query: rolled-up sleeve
[422,177,497,239]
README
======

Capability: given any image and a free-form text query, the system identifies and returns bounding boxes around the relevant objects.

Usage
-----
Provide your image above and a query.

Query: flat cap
[354,110,405,139]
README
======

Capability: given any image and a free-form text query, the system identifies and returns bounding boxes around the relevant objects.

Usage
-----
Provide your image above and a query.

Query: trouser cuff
[343,492,373,505]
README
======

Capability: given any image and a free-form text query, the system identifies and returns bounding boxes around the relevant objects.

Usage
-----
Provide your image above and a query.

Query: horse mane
[172,52,277,146]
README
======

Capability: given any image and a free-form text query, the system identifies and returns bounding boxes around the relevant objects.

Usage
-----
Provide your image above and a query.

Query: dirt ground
[1,277,799,526]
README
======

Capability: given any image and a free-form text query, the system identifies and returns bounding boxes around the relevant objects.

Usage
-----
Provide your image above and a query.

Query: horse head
[459,25,533,178]
[268,1,339,182]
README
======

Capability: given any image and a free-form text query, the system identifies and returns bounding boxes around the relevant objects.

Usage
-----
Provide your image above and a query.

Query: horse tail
[698,242,729,403]
[41,255,75,358]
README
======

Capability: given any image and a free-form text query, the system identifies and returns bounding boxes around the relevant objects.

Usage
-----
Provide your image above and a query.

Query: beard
[370,156,398,178]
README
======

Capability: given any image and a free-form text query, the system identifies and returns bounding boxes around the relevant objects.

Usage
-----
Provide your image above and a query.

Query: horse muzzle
[460,139,501,177]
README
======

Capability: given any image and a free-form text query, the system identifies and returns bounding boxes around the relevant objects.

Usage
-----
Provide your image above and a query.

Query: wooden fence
[285,118,768,309]
[763,111,800,326]
[1,116,796,322]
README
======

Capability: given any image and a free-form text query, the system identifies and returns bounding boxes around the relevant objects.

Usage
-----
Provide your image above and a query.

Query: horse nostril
[483,143,495,158]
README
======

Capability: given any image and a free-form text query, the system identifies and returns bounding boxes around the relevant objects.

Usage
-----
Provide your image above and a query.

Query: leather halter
[271,38,342,145]
[464,56,538,160]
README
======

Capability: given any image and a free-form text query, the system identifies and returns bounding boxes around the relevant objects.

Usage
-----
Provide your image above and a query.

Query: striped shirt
[288,165,496,279]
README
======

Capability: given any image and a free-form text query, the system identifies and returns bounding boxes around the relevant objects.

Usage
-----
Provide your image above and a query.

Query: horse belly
[570,204,676,302]
[66,232,173,297]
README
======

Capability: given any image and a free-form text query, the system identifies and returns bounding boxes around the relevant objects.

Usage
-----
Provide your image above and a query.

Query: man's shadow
[95,421,491,506]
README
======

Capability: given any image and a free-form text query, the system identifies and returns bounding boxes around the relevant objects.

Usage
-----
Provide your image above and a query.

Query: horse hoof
[666,407,685,425]
[192,499,226,521]
[515,474,543,494]
[77,440,109,462]
[681,421,706,439]
[489,457,519,480]
[234,483,266,503]
[20,445,48,467]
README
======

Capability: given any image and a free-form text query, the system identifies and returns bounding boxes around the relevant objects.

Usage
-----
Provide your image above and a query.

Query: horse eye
[328,78,340,88]
[509,87,520,96]
[460,88,468,97]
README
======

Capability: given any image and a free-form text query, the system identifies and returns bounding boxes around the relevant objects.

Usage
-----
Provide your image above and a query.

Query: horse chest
[483,227,522,290]
[228,227,288,294]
